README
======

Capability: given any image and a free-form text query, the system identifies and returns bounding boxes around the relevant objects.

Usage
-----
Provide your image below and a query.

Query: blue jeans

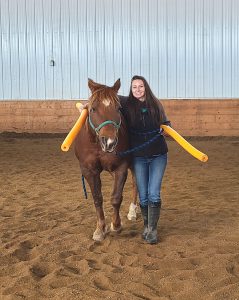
[133,154,167,207]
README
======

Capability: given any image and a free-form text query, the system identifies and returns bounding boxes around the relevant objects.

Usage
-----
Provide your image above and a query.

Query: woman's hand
[76,102,89,114]
[161,122,171,137]
[162,130,170,137]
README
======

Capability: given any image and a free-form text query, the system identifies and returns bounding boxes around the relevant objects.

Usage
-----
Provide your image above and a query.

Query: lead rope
[81,175,88,199]
[117,128,163,157]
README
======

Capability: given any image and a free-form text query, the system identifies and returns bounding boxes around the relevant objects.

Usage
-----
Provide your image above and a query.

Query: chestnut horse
[75,79,133,241]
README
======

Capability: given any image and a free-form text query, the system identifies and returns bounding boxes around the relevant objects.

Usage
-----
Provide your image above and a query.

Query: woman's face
[131,79,145,101]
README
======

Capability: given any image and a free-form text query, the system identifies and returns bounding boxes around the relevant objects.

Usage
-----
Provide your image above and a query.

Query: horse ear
[88,78,98,93]
[112,79,121,93]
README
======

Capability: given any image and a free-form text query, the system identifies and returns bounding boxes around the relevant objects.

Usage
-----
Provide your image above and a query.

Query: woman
[120,75,170,244]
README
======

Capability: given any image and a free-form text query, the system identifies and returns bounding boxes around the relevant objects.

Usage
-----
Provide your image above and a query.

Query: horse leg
[127,168,138,221]
[110,166,128,232]
[82,170,107,241]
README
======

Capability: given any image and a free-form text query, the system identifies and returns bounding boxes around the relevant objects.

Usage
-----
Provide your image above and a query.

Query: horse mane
[89,84,120,108]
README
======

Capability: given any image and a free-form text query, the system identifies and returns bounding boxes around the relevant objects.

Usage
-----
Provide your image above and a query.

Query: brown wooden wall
[0,99,238,136]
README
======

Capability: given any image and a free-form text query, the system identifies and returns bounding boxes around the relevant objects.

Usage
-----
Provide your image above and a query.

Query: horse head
[87,78,121,153]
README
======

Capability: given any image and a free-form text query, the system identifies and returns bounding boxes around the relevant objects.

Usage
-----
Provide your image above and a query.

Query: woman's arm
[157,100,171,127]
[118,95,129,118]
[156,100,171,137]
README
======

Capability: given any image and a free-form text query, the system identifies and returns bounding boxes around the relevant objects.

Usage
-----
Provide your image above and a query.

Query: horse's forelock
[89,87,120,108]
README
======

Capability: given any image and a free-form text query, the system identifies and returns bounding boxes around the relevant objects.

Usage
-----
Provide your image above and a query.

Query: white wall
[0,0,238,99]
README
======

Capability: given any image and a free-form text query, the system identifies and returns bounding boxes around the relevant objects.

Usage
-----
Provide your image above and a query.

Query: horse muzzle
[99,136,118,153]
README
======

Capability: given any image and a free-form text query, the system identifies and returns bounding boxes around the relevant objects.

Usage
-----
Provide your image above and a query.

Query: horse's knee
[92,195,103,208]
[111,196,123,208]
[94,201,103,208]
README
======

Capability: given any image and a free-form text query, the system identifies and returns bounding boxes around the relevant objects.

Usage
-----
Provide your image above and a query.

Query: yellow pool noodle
[61,103,88,152]
[161,125,208,162]
[61,104,208,162]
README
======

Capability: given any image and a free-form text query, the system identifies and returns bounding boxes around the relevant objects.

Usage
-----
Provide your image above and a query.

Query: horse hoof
[127,203,138,221]
[92,226,108,242]
[110,222,122,233]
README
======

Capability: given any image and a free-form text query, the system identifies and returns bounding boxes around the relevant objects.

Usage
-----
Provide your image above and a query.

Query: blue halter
[88,114,121,134]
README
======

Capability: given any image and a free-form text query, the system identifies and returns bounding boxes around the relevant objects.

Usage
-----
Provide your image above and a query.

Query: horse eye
[90,107,95,113]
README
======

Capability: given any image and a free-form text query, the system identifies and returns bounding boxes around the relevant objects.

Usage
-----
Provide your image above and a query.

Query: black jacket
[119,96,170,157]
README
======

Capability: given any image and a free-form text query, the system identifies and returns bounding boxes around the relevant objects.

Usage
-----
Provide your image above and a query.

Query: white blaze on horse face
[100,136,117,152]
[102,99,111,107]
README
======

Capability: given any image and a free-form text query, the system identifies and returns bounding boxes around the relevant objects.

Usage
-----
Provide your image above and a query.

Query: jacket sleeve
[157,100,171,127]
[118,95,128,118]
[118,95,128,106]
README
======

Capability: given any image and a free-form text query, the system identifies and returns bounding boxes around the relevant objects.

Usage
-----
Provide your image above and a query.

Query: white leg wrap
[127,202,138,221]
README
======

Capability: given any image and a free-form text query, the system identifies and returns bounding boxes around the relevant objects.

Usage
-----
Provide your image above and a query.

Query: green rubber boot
[140,205,148,240]
[146,201,161,244]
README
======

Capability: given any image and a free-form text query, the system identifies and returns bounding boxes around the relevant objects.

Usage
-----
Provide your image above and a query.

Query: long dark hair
[127,75,164,127]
